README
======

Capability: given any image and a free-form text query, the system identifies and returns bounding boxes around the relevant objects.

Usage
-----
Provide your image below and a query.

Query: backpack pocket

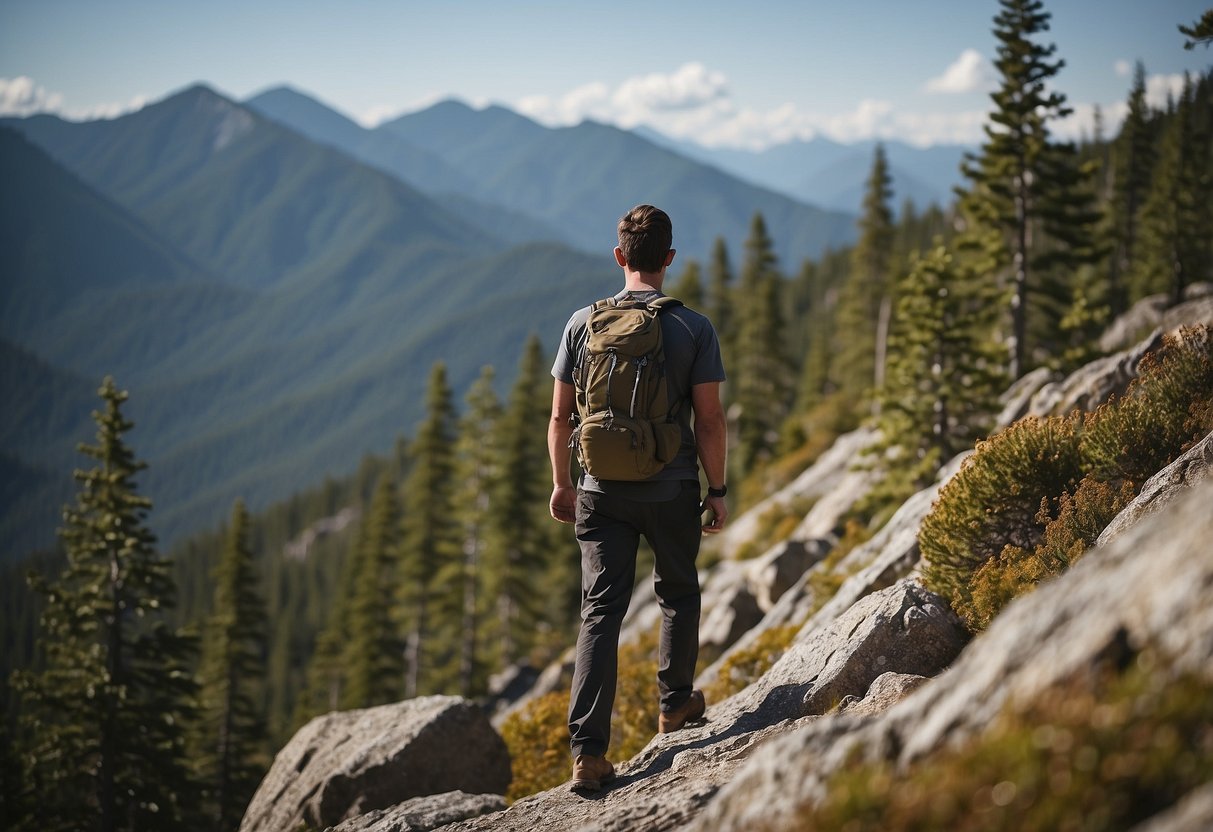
[575,412,664,481]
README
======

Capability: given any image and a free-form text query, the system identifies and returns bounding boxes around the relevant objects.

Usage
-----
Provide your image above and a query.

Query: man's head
[617,205,673,273]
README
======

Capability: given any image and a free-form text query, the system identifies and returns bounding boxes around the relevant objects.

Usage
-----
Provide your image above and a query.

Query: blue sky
[2,0,1210,148]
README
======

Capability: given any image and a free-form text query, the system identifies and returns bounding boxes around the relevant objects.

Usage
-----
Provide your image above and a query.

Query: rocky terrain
[242,290,1213,832]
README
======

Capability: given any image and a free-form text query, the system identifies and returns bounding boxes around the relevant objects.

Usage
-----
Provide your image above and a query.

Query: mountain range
[1,80,962,560]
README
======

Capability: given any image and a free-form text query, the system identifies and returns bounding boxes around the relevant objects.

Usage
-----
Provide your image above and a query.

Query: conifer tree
[193,499,268,832]
[1134,74,1212,305]
[399,362,459,697]
[865,245,1006,517]
[483,336,554,666]
[14,377,197,832]
[1108,62,1156,312]
[707,236,735,370]
[958,0,1101,378]
[668,259,705,309]
[835,144,896,410]
[341,475,404,707]
[732,213,792,474]
[451,366,502,697]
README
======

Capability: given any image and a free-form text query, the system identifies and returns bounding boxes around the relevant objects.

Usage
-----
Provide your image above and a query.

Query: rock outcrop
[691,478,1213,831]
[241,697,510,832]
[327,792,508,832]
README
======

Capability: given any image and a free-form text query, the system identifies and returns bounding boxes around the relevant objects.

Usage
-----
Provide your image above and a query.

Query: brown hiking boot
[570,754,616,792]
[658,689,706,733]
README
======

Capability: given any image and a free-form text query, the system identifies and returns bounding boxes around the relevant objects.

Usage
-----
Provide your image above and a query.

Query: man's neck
[623,272,664,293]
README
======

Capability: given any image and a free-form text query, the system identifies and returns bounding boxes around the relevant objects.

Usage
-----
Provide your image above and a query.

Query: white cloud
[0,76,145,121]
[0,76,63,116]
[1114,59,1132,78]
[1144,73,1186,108]
[925,49,995,94]
[512,63,994,149]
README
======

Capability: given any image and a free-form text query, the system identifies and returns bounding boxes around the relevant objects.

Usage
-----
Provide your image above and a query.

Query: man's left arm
[548,380,577,524]
[691,381,728,534]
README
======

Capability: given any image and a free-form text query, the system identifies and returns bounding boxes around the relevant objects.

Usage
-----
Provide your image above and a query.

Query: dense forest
[3,2,1212,830]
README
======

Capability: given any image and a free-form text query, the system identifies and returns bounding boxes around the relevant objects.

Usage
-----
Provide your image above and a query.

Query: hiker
[548,204,729,792]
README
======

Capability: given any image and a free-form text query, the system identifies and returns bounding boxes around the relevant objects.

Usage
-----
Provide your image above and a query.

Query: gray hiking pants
[568,481,702,759]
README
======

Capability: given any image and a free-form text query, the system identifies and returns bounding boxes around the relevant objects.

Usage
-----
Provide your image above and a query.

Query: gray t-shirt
[552,289,726,500]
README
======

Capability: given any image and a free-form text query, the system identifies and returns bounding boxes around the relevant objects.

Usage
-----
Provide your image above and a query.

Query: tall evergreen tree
[451,366,502,697]
[341,476,404,707]
[958,0,1101,378]
[399,362,459,697]
[1134,74,1212,305]
[732,213,792,474]
[1108,62,1156,312]
[864,245,1006,517]
[483,336,554,667]
[835,144,896,410]
[668,259,705,309]
[192,499,267,832]
[707,236,736,371]
[13,377,197,832]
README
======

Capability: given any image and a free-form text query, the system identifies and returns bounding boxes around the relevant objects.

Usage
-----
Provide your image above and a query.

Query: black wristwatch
[706,484,728,498]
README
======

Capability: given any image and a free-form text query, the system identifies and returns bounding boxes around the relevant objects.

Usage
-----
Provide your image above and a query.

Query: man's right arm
[691,381,728,533]
[548,379,577,524]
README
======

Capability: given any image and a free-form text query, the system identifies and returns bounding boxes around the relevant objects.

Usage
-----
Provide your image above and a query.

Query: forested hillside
[2,3,1211,827]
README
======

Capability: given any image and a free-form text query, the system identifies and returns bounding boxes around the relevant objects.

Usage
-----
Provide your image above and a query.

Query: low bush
[920,414,1084,628]
[1081,325,1213,484]
[779,657,1213,832]
[963,476,1135,630]
[499,690,572,802]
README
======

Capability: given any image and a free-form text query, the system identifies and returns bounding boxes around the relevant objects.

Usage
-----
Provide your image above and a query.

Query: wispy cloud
[0,76,145,121]
[1114,59,1133,78]
[512,63,991,148]
[0,76,63,116]
[925,49,996,94]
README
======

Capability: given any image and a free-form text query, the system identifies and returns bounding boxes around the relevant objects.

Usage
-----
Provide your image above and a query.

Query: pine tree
[483,337,555,667]
[707,236,736,371]
[668,259,705,308]
[13,377,197,832]
[399,362,459,696]
[732,213,792,474]
[835,144,896,410]
[192,499,268,832]
[341,475,404,707]
[451,366,502,697]
[865,245,1007,518]
[1134,74,1212,305]
[958,0,1101,378]
[1108,62,1156,312]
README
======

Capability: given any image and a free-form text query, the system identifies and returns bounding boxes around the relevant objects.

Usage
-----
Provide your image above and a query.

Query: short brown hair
[617,205,673,273]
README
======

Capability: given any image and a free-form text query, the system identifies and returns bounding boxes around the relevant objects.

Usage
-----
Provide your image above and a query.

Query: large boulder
[1098,283,1213,353]
[241,697,510,832]
[691,477,1213,832]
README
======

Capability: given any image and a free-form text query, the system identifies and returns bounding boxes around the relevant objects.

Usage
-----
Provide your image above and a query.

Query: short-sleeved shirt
[552,289,726,500]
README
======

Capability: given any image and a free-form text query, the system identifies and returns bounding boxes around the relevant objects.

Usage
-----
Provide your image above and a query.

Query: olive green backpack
[570,295,683,481]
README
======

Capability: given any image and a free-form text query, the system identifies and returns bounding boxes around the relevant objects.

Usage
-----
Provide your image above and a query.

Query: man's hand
[550,485,577,524]
[701,494,728,534]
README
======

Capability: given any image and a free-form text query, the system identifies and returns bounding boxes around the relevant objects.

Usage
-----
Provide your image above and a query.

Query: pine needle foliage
[192,499,268,832]
[1080,325,1213,484]
[965,476,1134,630]
[862,244,1006,520]
[13,377,197,832]
[341,475,404,708]
[920,414,1084,628]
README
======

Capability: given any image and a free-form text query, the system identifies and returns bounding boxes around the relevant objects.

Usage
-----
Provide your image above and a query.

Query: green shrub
[964,476,1135,629]
[499,690,572,802]
[1081,325,1213,485]
[702,624,800,705]
[920,414,1084,627]
[779,658,1213,832]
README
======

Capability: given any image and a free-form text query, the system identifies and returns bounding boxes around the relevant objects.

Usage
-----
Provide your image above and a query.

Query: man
[548,204,729,793]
